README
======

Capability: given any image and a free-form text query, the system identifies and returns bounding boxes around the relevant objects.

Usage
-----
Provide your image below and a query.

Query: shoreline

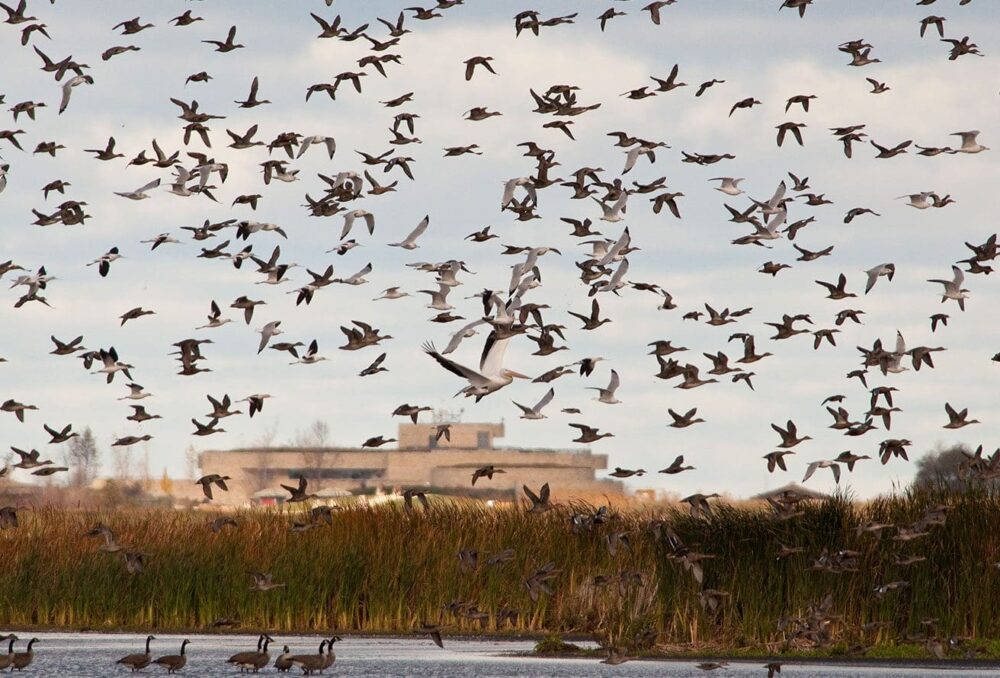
[5,628,1000,667]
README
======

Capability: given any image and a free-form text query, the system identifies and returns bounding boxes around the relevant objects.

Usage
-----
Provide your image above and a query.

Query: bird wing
[424,342,489,385]
[533,387,555,412]
[406,214,429,242]
[479,331,511,377]
[802,462,818,482]
[442,319,486,354]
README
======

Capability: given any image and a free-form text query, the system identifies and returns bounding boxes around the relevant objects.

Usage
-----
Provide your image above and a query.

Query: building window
[477,432,490,448]
[428,435,438,450]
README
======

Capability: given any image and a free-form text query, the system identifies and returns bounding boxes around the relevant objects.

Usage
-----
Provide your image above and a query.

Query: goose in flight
[864,263,895,294]
[710,177,744,196]
[203,25,243,52]
[523,483,552,512]
[197,300,232,329]
[248,571,285,591]
[471,465,505,485]
[389,215,430,249]
[334,262,372,285]
[256,320,282,353]
[513,387,554,420]
[927,265,969,310]
[772,420,811,448]
[803,459,841,483]
[593,192,628,222]
[196,474,230,500]
[588,369,621,404]
[659,455,694,474]
[279,475,316,503]
[951,130,988,154]
[897,192,934,209]
[569,423,614,443]
[943,403,979,429]
[290,339,327,365]
[117,382,151,400]
[87,247,122,277]
[341,210,375,239]
[59,74,93,114]
[501,177,536,208]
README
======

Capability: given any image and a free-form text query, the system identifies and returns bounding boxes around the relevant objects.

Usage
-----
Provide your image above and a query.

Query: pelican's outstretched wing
[479,331,511,377]
[424,342,489,386]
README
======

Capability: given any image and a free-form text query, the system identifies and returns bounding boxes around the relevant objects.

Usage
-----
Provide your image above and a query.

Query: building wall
[398,421,504,449]
[197,422,619,505]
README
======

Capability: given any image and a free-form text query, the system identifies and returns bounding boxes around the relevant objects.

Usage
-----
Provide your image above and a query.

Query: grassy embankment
[1,489,999,659]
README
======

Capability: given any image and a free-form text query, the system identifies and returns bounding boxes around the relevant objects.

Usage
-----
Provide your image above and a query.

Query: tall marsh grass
[1,489,999,650]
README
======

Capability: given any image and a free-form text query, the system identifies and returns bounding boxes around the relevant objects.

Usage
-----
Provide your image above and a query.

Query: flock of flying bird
[0,0,998,670]
[0,0,996,491]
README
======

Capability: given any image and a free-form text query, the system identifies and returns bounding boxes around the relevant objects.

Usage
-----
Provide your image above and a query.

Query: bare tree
[111,444,134,481]
[184,445,199,480]
[912,443,996,492]
[250,420,281,492]
[295,419,330,490]
[66,427,100,487]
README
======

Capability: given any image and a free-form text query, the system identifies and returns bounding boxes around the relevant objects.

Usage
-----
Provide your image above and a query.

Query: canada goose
[117,635,156,672]
[569,423,613,443]
[523,483,552,512]
[659,455,694,474]
[273,645,292,672]
[943,403,979,429]
[227,634,273,672]
[772,420,811,448]
[152,639,188,674]
[280,475,316,503]
[609,467,645,478]
[195,474,231,500]
[10,638,36,671]
[323,637,341,670]
[764,451,795,472]
[471,465,505,485]
[0,635,17,670]
[11,446,49,468]
[203,25,243,52]
[288,639,327,674]
[248,571,286,592]
[85,523,123,552]
[668,408,704,428]
[681,493,720,519]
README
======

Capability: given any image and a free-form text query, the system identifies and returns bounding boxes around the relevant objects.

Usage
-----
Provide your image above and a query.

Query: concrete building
[198,421,622,505]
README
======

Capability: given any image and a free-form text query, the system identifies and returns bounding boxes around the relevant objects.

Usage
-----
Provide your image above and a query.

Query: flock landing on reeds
[2,488,1000,666]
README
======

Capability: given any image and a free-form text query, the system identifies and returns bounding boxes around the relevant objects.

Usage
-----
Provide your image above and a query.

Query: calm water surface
[6,633,1000,677]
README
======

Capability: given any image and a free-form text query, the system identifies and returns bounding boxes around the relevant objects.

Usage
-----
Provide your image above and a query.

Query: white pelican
[423,332,528,401]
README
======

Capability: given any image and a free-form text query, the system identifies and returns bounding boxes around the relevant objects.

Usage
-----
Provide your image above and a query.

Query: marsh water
[8,633,1000,677]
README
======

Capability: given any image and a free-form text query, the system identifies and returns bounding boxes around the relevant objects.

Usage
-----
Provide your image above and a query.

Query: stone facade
[197,421,621,505]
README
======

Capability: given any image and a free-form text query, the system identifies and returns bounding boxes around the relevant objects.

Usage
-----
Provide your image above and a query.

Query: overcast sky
[1,0,998,498]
